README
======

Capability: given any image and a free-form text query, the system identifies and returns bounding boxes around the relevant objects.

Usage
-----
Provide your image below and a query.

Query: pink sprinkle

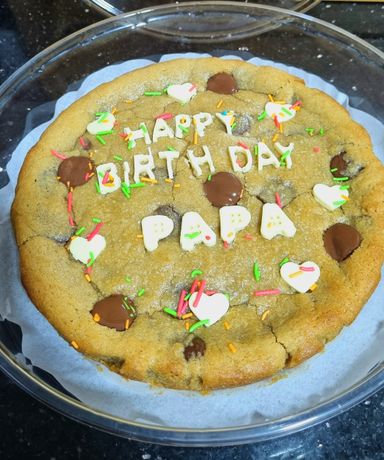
[51,149,67,160]
[193,280,206,307]
[273,115,280,129]
[205,290,217,296]
[86,222,104,241]
[223,241,229,249]
[313,146,320,153]
[177,289,187,317]
[84,265,92,275]
[289,100,302,109]
[155,112,173,120]
[102,171,110,185]
[254,289,281,297]
[119,132,127,138]
[300,266,315,272]
[67,191,73,213]
[275,192,282,208]
[237,141,249,150]
[84,172,90,182]
[190,279,199,295]
[68,215,75,227]
[189,84,197,92]
[180,300,189,316]
[244,234,253,240]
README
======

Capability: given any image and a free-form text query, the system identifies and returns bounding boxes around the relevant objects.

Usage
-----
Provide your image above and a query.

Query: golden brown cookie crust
[11,58,384,390]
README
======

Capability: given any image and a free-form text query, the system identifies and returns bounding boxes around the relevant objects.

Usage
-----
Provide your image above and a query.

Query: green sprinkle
[254,145,259,156]
[127,140,135,150]
[191,269,203,278]
[75,226,85,236]
[167,146,176,151]
[137,288,145,297]
[253,262,261,282]
[97,130,114,136]
[95,112,108,122]
[280,150,291,166]
[184,293,192,301]
[333,200,346,207]
[178,124,189,134]
[114,155,123,161]
[231,123,237,130]
[96,135,106,145]
[207,174,212,181]
[144,91,162,96]
[121,184,131,198]
[86,251,95,267]
[95,182,101,194]
[340,185,350,190]
[140,123,148,134]
[163,85,171,93]
[281,107,292,116]
[92,218,101,223]
[163,307,178,317]
[129,182,145,188]
[305,128,314,136]
[319,128,325,135]
[257,111,267,121]
[279,256,290,267]
[98,171,104,178]
[125,276,132,284]
[333,177,349,182]
[122,297,136,313]
[224,293,230,300]
[189,319,210,333]
[330,167,338,172]
[184,231,201,239]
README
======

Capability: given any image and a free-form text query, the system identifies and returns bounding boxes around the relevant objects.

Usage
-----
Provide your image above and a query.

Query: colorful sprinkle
[309,283,318,291]
[288,271,303,279]
[273,115,280,129]
[237,141,249,150]
[177,289,188,317]
[333,200,347,206]
[275,192,282,208]
[95,182,101,194]
[155,112,173,120]
[228,343,237,353]
[140,123,148,134]
[114,155,123,161]
[330,167,338,172]
[224,321,231,330]
[71,341,79,349]
[129,182,145,188]
[313,146,321,153]
[184,231,201,240]
[188,319,210,333]
[86,222,104,241]
[96,135,106,145]
[144,91,162,96]
[319,128,325,135]
[75,226,85,236]
[185,322,190,331]
[289,100,302,109]
[257,111,267,121]
[102,171,110,185]
[279,257,289,267]
[253,262,261,282]
[254,145,259,157]
[281,107,292,116]
[191,269,203,278]
[125,276,132,284]
[216,100,223,109]
[50,149,67,160]
[137,288,145,297]
[92,218,101,223]
[163,307,178,317]
[84,274,91,283]
[193,131,198,145]
[140,177,158,184]
[244,233,253,240]
[178,124,189,134]
[261,310,270,321]
[184,293,192,301]
[333,177,349,182]
[300,266,315,272]
[340,185,350,190]
[254,289,281,297]
[305,128,315,136]
[182,313,193,320]
[127,140,135,150]
[193,280,207,307]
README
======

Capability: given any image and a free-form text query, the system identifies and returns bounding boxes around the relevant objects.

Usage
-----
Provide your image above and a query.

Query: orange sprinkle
[164,178,173,183]
[182,313,193,320]
[230,116,235,126]
[66,181,70,188]
[185,321,190,331]
[84,274,91,283]
[88,172,95,178]
[289,271,303,279]
[88,151,93,158]
[193,131,198,145]
[124,99,133,104]
[70,235,77,240]
[279,124,283,133]
[173,183,181,188]
[310,283,318,291]
[216,99,223,109]
[88,162,93,170]
[228,343,237,353]
[56,176,61,180]
[136,234,143,238]
[93,313,100,322]
[71,341,79,349]
[224,321,231,330]
[140,177,158,184]
[272,133,279,142]
[341,195,349,201]
[268,94,275,102]
[261,310,270,321]
[125,320,130,330]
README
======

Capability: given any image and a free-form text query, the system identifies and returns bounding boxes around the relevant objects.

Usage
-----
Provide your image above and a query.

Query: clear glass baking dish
[1,2,384,446]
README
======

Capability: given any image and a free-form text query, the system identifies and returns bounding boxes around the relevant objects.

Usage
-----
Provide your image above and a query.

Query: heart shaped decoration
[87,112,115,135]
[69,234,106,264]
[280,261,320,293]
[167,83,197,104]
[265,102,296,124]
[313,184,349,211]
[260,203,296,240]
[189,292,229,327]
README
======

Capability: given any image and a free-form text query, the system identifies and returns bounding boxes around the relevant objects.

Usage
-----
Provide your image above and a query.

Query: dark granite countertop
[1,1,384,458]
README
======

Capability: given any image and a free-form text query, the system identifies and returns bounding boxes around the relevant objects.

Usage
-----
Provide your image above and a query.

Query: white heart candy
[87,112,115,135]
[189,292,229,327]
[180,211,216,251]
[260,203,296,240]
[265,102,296,124]
[313,184,349,211]
[220,205,251,244]
[69,234,106,264]
[141,215,174,252]
[280,261,320,293]
[167,83,197,104]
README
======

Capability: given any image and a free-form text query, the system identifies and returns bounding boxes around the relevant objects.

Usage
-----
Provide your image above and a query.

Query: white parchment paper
[1,53,384,429]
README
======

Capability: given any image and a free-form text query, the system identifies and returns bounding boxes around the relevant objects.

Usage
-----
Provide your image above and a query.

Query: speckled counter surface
[1,1,384,458]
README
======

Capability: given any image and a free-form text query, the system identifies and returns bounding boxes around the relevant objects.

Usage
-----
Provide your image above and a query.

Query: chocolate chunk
[91,295,137,331]
[79,136,92,151]
[323,223,362,261]
[232,114,251,136]
[154,205,181,234]
[184,337,206,361]
[58,156,94,187]
[203,172,243,207]
[330,152,348,177]
[206,72,238,94]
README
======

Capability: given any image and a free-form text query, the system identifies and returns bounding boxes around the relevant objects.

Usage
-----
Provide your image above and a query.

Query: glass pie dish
[1,2,384,446]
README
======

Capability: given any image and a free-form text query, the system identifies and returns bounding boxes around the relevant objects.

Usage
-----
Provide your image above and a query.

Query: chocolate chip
[206,72,238,94]
[58,156,94,187]
[330,152,348,177]
[184,337,206,361]
[154,205,181,234]
[79,137,92,151]
[91,295,137,331]
[323,223,362,261]
[256,177,296,208]
[203,172,243,207]
[232,114,251,136]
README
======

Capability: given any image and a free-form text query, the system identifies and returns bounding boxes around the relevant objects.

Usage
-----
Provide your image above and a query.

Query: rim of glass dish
[1,1,384,446]
[82,0,321,17]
